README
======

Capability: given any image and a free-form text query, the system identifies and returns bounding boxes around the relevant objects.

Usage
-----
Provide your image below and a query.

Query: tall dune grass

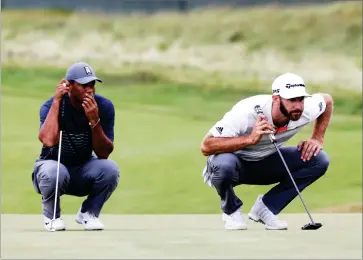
[2,1,362,90]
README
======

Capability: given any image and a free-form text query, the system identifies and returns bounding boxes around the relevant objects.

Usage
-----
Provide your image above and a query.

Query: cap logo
[84,66,92,75]
[286,83,305,89]
[273,89,280,94]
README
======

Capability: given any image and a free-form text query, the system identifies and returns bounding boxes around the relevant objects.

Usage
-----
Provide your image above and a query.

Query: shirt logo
[216,127,223,135]
[318,102,323,111]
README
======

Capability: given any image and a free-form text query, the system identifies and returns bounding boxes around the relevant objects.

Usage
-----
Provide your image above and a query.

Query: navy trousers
[209,146,330,215]
[32,156,120,219]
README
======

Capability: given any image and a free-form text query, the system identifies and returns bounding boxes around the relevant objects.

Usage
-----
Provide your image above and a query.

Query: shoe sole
[45,226,66,232]
[248,213,288,230]
[45,228,66,232]
[223,219,248,230]
[75,222,104,231]
[225,225,248,230]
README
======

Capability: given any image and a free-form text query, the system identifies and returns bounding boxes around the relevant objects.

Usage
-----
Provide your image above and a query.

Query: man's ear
[67,80,74,91]
[272,95,280,104]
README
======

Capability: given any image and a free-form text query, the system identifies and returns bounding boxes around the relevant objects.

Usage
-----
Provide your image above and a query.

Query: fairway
[2,214,362,259]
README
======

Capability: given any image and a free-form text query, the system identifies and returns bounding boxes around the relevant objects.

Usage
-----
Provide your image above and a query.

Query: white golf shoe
[248,194,288,230]
[222,207,248,230]
[44,216,66,231]
[75,209,104,231]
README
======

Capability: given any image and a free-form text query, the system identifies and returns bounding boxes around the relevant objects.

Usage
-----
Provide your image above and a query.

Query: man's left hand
[297,138,323,162]
[82,93,99,126]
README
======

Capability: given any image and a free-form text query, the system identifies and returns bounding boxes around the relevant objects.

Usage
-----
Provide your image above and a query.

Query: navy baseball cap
[65,61,102,84]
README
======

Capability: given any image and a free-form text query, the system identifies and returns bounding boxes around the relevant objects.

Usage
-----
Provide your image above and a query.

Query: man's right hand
[248,115,275,145]
[39,79,70,147]
[54,79,70,102]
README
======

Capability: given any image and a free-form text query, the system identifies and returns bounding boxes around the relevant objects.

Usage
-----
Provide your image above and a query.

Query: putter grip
[254,105,276,143]
[60,96,66,131]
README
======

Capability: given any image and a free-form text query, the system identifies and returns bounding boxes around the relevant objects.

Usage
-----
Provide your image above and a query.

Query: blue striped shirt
[38,94,115,167]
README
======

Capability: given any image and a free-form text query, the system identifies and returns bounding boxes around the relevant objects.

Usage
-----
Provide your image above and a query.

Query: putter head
[301,222,322,230]
[49,220,56,232]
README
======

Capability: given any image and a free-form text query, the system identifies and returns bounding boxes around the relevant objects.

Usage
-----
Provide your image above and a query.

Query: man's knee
[315,150,330,175]
[210,153,240,184]
[94,159,120,185]
[35,160,70,194]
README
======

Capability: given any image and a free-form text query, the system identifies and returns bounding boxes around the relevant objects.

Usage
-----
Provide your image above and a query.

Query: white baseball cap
[272,73,311,99]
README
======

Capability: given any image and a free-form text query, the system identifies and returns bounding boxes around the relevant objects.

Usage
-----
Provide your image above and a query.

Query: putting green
[2,214,361,259]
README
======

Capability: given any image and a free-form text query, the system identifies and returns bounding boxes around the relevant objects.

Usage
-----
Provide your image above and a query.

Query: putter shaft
[254,105,319,228]
[272,141,315,224]
[51,130,63,230]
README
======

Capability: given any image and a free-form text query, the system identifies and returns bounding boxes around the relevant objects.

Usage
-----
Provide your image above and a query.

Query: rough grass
[315,202,362,213]
[2,1,362,90]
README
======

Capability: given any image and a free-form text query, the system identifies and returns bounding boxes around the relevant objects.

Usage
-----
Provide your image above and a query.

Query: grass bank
[2,65,362,116]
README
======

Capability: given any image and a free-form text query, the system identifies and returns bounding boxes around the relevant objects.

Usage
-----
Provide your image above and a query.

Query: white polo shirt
[208,94,326,161]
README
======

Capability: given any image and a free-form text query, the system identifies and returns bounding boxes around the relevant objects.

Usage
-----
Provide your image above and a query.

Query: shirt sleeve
[100,100,115,142]
[39,100,52,128]
[208,108,249,137]
[304,93,327,122]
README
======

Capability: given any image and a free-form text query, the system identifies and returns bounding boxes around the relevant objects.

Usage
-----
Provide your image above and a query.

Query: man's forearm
[312,94,333,142]
[38,100,61,147]
[91,123,114,159]
[201,135,252,156]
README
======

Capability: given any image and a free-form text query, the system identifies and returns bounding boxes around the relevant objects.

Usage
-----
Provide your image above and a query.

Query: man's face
[279,96,305,121]
[69,80,96,102]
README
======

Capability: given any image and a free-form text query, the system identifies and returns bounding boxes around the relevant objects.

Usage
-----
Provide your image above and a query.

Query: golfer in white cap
[201,72,333,230]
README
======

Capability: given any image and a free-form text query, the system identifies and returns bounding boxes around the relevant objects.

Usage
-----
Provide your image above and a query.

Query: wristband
[89,118,100,129]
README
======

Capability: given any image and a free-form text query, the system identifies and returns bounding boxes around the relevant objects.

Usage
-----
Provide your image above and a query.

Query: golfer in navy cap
[32,61,120,231]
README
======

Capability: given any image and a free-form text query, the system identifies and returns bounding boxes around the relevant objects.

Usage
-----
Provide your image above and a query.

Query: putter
[50,91,66,232]
[50,128,63,232]
[254,105,322,230]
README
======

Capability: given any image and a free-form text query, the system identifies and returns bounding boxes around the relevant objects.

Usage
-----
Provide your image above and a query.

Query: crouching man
[201,73,332,230]
[32,62,120,231]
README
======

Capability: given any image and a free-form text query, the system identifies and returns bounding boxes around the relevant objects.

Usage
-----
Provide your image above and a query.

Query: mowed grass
[1,66,361,214]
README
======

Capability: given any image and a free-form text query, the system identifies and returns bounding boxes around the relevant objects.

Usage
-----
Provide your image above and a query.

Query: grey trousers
[207,146,330,215]
[32,156,120,219]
